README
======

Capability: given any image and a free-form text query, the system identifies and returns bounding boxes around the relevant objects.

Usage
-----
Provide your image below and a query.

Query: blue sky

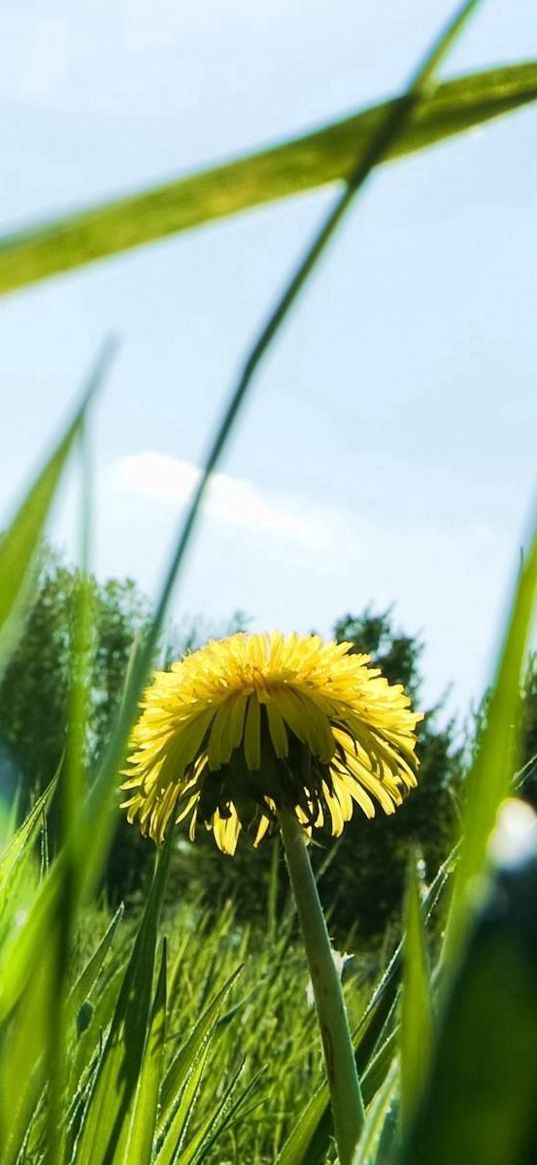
[1,0,536,718]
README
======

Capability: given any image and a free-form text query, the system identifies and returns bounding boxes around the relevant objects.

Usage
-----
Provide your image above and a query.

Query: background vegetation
[0,547,465,949]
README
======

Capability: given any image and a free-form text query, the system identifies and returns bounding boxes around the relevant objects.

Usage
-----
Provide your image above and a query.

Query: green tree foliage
[0,547,154,897]
[317,608,461,947]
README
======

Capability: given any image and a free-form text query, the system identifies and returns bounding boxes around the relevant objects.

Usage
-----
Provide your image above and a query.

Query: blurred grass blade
[0,63,536,296]
[115,939,167,1165]
[0,778,55,894]
[351,1061,399,1165]
[62,413,94,855]
[0,950,55,1164]
[0,788,20,850]
[47,411,96,1165]
[0,860,60,1022]
[0,780,55,956]
[399,856,433,1129]
[400,828,537,1165]
[0,340,116,674]
[73,841,170,1164]
[445,506,537,960]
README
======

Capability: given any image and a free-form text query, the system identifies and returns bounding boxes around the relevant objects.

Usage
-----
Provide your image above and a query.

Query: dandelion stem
[278,805,365,1164]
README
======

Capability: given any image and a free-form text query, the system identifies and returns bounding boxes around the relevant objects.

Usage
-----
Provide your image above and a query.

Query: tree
[0,547,155,897]
[317,608,461,946]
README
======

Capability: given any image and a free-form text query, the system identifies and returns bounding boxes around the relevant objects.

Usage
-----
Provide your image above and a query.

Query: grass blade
[183,1065,264,1165]
[158,967,242,1127]
[400,822,537,1165]
[0,64,536,296]
[0,950,55,1164]
[399,857,433,1129]
[115,939,168,1165]
[67,904,124,1027]
[0,779,55,898]
[275,853,452,1165]
[275,1085,330,1165]
[0,340,116,676]
[0,862,61,1022]
[445,505,537,961]
[155,1044,211,1165]
[351,1061,399,1165]
[46,410,96,1165]
[73,841,170,1165]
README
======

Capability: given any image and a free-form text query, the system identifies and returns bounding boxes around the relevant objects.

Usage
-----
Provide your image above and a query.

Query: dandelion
[122,630,422,1165]
[121,630,421,855]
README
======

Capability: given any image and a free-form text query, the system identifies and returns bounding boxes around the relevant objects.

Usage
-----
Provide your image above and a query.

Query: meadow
[1,1,537,1162]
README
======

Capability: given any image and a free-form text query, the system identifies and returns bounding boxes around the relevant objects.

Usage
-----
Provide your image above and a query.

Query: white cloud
[49,448,521,718]
[113,451,309,540]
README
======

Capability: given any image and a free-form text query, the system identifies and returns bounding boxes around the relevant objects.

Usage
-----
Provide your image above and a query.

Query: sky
[1,0,536,720]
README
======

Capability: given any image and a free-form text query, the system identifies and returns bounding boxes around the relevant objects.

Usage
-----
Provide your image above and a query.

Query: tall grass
[1,1,537,1162]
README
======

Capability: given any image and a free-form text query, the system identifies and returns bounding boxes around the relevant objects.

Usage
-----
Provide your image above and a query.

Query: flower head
[121,631,422,855]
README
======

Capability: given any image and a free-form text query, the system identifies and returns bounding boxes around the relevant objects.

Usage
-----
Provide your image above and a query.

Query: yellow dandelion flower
[121,631,422,855]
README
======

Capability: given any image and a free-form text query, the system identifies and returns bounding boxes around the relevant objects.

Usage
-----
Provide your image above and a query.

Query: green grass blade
[62,416,94,856]
[158,966,242,1127]
[0,778,55,897]
[276,1024,401,1165]
[399,827,537,1165]
[275,854,452,1165]
[0,63,535,296]
[351,1062,399,1165]
[0,341,116,674]
[73,841,170,1165]
[0,788,20,850]
[67,904,124,1024]
[0,951,55,1164]
[183,1065,264,1165]
[399,857,433,1129]
[360,1030,398,1108]
[445,505,537,961]
[0,866,60,1021]
[155,1044,211,1165]
[46,413,96,1165]
[115,939,168,1165]
[274,1080,330,1165]
[67,964,125,1118]
[274,995,400,1165]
